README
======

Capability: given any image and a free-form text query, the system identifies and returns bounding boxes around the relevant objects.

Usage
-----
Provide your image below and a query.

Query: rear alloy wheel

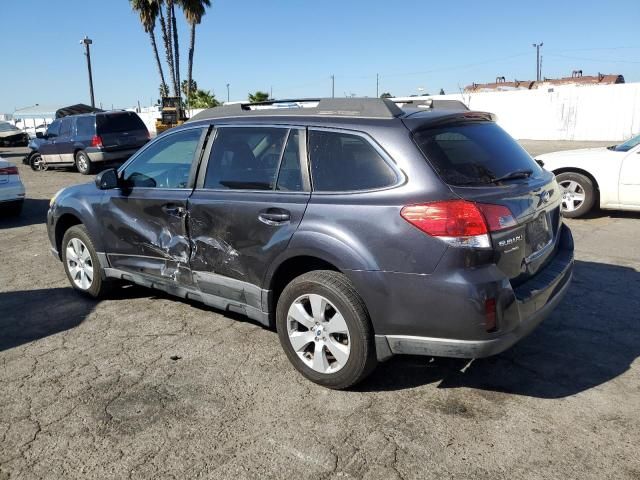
[29,153,47,171]
[61,225,110,298]
[556,172,595,218]
[287,293,351,374]
[276,270,377,389]
[75,150,92,175]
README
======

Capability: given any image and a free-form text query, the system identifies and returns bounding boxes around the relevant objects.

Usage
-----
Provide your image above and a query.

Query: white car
[536,134,640,218]
[0,157,26,216]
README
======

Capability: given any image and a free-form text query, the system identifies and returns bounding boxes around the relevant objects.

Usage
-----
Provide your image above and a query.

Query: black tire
[276,270,377,389]
[555,172,596,218]
[29,153,46,171]
[61,225,110,298]
[75,150,92,175]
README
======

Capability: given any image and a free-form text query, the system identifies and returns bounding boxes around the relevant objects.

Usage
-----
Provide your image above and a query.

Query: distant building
[464,72,624,92]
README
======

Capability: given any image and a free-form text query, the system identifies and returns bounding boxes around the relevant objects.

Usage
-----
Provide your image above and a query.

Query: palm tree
[179,0,211,106]
[156,0,179,97]
[248,91,270,103]
[130,0,168,96]
[168,0,181,100]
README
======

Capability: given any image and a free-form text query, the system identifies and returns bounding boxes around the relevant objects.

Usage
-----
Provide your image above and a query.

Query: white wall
[141,83,640,142]
[414,83,640,141]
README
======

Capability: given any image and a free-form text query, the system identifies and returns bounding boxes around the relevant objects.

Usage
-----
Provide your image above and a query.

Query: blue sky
[2,0,639,112]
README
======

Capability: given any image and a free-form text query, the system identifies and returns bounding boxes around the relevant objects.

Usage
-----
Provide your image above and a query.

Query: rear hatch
[410,116,562,286]
[96,112,149,152]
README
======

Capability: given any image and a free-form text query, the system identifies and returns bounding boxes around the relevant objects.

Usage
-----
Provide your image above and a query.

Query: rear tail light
[91,135,103,148]
[400,200,516,249]
[0,166,18,175]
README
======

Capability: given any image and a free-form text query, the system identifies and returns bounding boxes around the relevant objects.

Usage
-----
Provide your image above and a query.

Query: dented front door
[100,127,207,284]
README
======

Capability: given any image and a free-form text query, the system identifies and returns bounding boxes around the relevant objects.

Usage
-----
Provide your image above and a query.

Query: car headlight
[50,188,65,207]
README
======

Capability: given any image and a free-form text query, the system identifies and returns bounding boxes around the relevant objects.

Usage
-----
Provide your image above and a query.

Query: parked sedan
[0,122,30,148]
[0,157,25,215]
[536,134,640,217]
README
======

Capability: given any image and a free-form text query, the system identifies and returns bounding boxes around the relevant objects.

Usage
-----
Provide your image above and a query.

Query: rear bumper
[350,224,574,361]
[86,147,140,163]
[0,182,26,203]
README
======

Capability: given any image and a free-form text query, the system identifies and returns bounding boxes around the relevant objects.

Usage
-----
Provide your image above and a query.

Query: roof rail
[188,97,405,122]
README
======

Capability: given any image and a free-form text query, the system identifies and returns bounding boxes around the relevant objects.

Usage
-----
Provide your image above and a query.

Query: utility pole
[330,75,335,98]
[226,83,230,103]
[532,42,543,81]
[81,36,95,108]
[376,73,379,98]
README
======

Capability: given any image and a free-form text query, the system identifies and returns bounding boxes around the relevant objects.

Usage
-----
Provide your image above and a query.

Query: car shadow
[0,288,97,352]
[359,259,640,398]
[0,198,51,228]
[0,284,158,352]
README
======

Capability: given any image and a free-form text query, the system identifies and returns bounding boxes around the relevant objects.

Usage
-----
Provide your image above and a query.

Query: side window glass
[59,119,72,137]
[123,128,203,188]
[204,127,288,190]
[276,130,304,191]
[47,120,61,138]
[76,117,95,137]
[309,130,398,192]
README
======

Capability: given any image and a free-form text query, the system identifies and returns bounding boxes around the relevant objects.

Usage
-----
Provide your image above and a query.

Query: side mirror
[36,132,44,139]
[95,168,119,190]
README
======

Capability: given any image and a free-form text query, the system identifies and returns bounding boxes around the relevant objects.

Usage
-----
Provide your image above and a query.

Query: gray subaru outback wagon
[46,98,573,389]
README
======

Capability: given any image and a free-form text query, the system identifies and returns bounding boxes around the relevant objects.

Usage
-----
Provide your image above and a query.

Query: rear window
[97,112,146,134]
[413,122,541,186]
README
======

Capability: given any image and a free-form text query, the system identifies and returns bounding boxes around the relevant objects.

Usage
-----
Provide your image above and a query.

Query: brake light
[0,166,18,175]
[91,135,103,148]
[400,200,516,249]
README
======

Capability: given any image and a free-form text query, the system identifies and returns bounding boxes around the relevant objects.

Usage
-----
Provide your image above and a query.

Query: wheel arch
[553,167,601,208]
[266,255,341,327]
[55,213,83,259]
[553,167,600,192]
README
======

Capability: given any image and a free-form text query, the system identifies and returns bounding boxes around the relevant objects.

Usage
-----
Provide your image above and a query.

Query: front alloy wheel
[559,180,586,213]
[287,293,351,374]
[30,153,47,171]
[61,225,110,298]
[555,171,595,218]
[66,238,94,290]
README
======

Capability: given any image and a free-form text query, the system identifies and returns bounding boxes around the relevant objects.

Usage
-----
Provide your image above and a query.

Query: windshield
[413,122,543,186]
[614,134,640,152]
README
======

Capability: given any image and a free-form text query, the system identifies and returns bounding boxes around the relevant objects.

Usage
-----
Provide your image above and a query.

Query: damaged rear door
[188,126,310,308]
[101,126,208,284]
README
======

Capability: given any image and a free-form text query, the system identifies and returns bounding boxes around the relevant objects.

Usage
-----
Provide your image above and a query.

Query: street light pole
[532,42,543,81]
[81,36,95,107]
[226,83,230,103]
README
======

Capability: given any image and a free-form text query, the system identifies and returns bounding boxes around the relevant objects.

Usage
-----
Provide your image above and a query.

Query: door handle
[162,204,186,217]
[258,208,291,225]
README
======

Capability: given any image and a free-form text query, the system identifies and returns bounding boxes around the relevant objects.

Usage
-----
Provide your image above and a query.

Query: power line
[545,53,640,64]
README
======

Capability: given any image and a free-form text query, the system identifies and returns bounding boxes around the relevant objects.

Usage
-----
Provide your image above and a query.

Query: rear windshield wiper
[490,169,533,183]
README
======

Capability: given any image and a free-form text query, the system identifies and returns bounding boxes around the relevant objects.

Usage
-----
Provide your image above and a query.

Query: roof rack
[188,98,405,122]
[392,99,469,111]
